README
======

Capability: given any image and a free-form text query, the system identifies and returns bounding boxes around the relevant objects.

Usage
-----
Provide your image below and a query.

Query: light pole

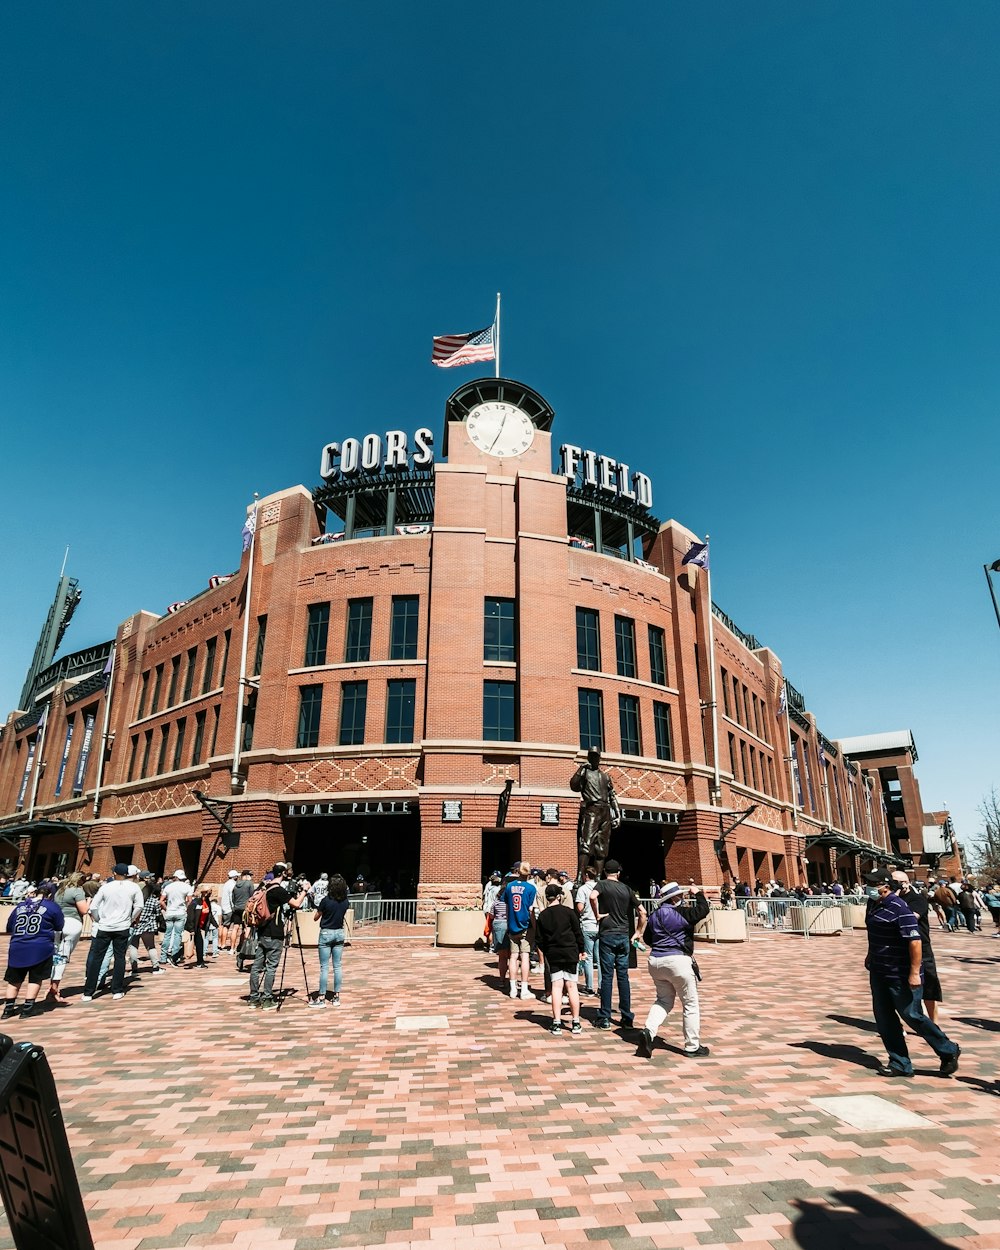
[985,559,1000,632]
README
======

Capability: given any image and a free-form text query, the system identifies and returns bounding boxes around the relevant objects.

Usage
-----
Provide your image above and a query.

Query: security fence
[734,894,854,938]
[345,895,436,942]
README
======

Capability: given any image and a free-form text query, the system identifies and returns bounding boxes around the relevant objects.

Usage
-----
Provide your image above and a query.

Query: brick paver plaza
[0,925,996,1250]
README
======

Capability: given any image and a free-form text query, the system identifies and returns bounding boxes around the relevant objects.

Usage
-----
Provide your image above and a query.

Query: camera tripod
[274,906,312,1011]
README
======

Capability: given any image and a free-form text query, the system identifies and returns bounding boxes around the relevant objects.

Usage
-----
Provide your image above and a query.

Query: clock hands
[488,412,508,453]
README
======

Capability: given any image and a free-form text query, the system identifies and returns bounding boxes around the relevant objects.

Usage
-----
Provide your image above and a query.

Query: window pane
[305,603,330,666]
[484,598,515,662]
[653,702,673,761]
[167,656,181,707]
[385,679,416,743]
[156,726,169,774]
[619,694,641,755]
[389,596,419,660]
[183,648,197,701]
[297,685,323,749]
[575,608,600,670]
[577,689,604,751]
[137,671,150,719]
[345,599,373,662]
[483,681,516,741]
[173,719,187,771]
[253,615,268,676]
[615,616,636,679]
[202,638,217,693]
[140,730,153,778]
[339,681,368,745]
[191,712,206,765]
[648,625,667,686]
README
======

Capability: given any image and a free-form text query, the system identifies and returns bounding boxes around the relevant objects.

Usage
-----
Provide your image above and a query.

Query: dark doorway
[111,844,135,871]
[178,839,201,882]
[286,811,420,898]
[481,827,521,884]
[609,821,676,895]
[143,842,167,877]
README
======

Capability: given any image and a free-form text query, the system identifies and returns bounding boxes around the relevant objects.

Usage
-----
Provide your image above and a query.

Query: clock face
[465,401,535,458]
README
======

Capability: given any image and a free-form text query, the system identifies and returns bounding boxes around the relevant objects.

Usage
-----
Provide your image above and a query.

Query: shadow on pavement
[955,1074,1000,1097]
[788,1040,882,1071]
[953,1015,1000,1032]
[826,1013,878,1033]
[792,1188,959,1249]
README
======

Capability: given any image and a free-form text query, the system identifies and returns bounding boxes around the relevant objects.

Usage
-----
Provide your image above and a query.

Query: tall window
[618,694,641,755]
[345,598,373,662]
[191,711,206,765]
[484,598,515,662]
[653,702,673,761]
[578,689,604,751]
[297,686,323,749]
[183,647,197,701]
[137,671,150,719]
[167,656,181,707]
[127,735,139,782]
[721,667,731,716]
[339,681,368,746]
[140,730,153,778]
[210,704,220,756]
[202,637,217,693]
[305,603,330,666]
[150,664,164,713]
[172,719,187,771]
[483,681,516,741]
[615,616,637,679]
[576,608,600,671]
[219,629,232,687]
[648,625,667,686]
[385,679,416,743]
[389,596,419,660]
[156,725,170,774]
[253,615,268,676]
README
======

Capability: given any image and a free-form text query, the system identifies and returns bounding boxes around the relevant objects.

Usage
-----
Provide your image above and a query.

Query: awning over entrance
[0,820,91,855]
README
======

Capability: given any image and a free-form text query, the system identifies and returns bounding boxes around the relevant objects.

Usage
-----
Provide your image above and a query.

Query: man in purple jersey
[3,884,65,1019]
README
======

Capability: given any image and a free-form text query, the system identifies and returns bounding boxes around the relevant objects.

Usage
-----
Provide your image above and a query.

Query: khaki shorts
[507,928,533,956]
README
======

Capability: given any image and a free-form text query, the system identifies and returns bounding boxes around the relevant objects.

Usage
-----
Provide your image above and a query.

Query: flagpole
[92,644,118,818]
[494,291,501,379]
[27,706,50,821]
[703,535,722,806]
[231,495,259,792]
[782,679,799,830]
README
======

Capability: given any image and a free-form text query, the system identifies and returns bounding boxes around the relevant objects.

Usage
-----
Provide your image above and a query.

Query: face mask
[866,887,879,899]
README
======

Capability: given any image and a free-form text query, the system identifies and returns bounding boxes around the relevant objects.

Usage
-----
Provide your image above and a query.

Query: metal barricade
[0,1035,94,1250]
[736,895,846,938]
[346,897,436,942]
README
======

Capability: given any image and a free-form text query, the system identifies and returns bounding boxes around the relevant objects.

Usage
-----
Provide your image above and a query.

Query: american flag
[431,324,496,368]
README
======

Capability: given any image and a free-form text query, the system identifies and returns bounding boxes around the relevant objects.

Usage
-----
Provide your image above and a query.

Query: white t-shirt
[161,879,193,919]
[90,881,144,932]
[220,879,236,912]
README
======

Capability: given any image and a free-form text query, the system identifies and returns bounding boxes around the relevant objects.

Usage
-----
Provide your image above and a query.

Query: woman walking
[49,872,89,1003]
[312,874,350,1006]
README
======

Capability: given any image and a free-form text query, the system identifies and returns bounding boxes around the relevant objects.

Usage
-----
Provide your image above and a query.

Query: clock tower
[442,377,555,472]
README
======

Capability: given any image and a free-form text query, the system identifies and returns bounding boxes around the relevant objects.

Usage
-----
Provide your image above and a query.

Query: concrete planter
[790,904,843,936]
[841,902,868,929]
[292,907,354,947]
[435,909,485,947]
[695,908,747,943]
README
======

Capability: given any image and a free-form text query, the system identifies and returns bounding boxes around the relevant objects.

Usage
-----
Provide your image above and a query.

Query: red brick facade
[0,381,950,897]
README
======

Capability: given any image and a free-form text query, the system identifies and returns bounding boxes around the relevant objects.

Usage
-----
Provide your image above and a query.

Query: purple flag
[682,540,709,570]
[241,508,257,553]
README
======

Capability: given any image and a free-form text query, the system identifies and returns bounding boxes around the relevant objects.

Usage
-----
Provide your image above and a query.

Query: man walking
[639,882,710,1058]
[229,869,255,952]
[590,860,646,1031]
[864,869,960,1078]
[82,864,144,1001]
[891,870,944,1024]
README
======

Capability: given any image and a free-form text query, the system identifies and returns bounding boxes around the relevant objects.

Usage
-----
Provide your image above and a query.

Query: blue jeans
[158,916,185,964]
[869,972,959,1074]
[249,934,284,1002]
[581,930,600,992]
[84,930,130,996]
[491,921,507,955]
[317,928,345,997]
[598,932,632,1025]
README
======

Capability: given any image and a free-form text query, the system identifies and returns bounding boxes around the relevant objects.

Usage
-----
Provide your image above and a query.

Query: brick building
[0,378,951,901]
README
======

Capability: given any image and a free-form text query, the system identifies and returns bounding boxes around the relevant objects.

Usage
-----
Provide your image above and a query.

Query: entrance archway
[284,804,420,898]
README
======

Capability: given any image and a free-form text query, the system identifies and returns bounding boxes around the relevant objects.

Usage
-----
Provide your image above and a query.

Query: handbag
[157,913,167,933]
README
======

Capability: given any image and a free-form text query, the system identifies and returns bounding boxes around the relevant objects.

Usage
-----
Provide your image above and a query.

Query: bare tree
[974,789,1000,880]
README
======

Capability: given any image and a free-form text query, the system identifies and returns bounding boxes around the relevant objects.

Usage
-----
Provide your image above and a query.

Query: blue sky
[1,4,997,851]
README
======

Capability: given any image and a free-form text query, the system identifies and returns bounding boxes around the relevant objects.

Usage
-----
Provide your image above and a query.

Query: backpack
[243,885,274,930]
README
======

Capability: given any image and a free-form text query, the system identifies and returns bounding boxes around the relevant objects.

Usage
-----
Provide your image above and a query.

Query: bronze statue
[571,749,617,882]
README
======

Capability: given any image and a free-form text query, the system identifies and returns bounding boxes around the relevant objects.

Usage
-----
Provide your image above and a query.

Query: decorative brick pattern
[277,755,420,795]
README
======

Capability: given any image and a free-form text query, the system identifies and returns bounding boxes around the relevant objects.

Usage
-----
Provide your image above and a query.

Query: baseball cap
[863,869,897,887]
[227,869,239,878]
[112,862,130,876]
[126,865,140,877]
[604,859,622,874]
[173,869,187,880]
[138,870,152,880]
[557,870,570,880]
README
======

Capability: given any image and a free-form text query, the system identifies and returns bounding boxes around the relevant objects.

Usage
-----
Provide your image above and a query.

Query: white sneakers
[509,982,518,998]
[112,993,125,1001]
[519,984,532,1000]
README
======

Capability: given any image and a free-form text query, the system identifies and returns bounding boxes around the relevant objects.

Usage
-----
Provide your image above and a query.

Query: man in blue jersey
[864,869,960,1078]
[502,862,537,1001]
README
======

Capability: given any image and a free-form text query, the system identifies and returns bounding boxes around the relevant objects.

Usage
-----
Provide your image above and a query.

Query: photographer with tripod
[246,864,309,1010]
